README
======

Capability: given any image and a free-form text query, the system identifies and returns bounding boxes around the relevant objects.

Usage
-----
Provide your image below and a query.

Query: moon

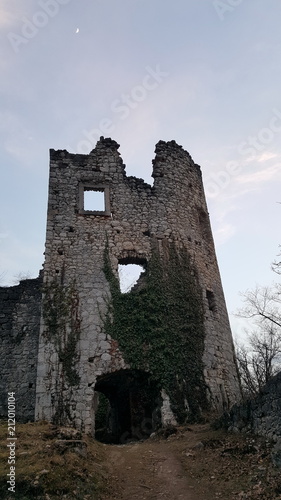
[75,28,80,34]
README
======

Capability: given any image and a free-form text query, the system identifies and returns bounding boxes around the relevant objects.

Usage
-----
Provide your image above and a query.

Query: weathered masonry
[0,277,42,422]
[0,138,241,441]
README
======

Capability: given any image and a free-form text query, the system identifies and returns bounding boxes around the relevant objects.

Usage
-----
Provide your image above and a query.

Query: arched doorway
[94,369,161,444]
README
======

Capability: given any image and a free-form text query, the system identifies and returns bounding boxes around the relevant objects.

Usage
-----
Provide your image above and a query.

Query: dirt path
[98,424,280,500]
[100,428,214,500]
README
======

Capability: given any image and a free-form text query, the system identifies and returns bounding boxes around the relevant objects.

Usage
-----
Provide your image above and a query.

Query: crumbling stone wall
[35,137,241,433]
[0,276,42,421]
[220,372,281,442]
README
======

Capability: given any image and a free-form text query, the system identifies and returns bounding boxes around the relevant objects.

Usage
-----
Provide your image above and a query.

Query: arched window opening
[118,264,145,293]
[118,257,147,293]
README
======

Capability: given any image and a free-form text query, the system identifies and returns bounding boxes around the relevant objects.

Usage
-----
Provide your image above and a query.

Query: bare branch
[272,246,281,275]
[237,285,281,328]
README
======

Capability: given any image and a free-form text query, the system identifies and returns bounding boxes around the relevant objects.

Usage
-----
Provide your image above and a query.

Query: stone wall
[0,276,42,422]
[220,372,281,442]
[35,137,241,434]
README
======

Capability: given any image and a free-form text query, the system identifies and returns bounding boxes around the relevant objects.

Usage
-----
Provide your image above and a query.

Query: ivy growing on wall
[42,281,81,388]
[103,240,209,423]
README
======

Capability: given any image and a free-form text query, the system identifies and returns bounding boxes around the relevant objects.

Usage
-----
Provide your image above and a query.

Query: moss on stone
[103,240,209,423]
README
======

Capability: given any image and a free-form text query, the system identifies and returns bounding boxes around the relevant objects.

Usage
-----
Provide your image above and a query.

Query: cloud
[238,162,281,185]
[207,151,281,249]
[257,152,278,163]
[242,151,278,164]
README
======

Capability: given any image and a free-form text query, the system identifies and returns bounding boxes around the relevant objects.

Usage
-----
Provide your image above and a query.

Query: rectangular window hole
[84,189,105,212]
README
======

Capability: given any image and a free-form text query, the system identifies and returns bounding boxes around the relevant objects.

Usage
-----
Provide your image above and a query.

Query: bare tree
[239,283,281,325]
[272,245,281,275]
[235,343,259,398]
[236,324,281,398]
[236,255,281,398]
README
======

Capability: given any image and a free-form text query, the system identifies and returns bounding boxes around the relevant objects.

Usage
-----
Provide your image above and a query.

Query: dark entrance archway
[94,369,161,444]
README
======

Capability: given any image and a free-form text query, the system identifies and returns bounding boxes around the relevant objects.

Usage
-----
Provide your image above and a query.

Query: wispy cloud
[257,152,278,163]
[243,151,278,164]
[238,162,281,185]
[206,153,281,246]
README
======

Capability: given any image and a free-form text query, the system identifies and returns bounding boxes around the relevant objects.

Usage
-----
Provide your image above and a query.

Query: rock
[54,439,87,457]
[57,427,82,440]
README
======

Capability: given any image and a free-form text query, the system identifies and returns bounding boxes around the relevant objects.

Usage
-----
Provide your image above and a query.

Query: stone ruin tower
[35,137,241,441]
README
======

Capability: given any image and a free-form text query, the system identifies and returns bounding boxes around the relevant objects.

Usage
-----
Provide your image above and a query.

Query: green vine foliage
[103,241,209,423]
[42,281,81,388]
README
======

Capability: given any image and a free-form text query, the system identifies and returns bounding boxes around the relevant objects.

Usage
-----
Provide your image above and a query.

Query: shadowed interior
[94,369,161,444]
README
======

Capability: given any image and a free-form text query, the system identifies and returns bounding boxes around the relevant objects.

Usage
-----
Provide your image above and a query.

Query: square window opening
[84,189,105,212]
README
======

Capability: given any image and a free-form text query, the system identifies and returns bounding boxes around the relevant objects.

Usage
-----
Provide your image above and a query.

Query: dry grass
[0,421,108,499]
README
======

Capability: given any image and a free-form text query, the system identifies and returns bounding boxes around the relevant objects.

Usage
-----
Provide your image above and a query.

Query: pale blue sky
[1,0,281,339]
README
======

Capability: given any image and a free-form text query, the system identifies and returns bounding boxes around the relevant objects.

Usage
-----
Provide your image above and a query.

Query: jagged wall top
[152,139,202,179]
[49,137,202,187]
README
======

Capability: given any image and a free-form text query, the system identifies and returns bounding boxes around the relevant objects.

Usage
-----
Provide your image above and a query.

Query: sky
[1,0,281,341]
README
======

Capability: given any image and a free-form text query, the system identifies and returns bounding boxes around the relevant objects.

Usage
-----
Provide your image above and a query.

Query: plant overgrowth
[103,240,208,422]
